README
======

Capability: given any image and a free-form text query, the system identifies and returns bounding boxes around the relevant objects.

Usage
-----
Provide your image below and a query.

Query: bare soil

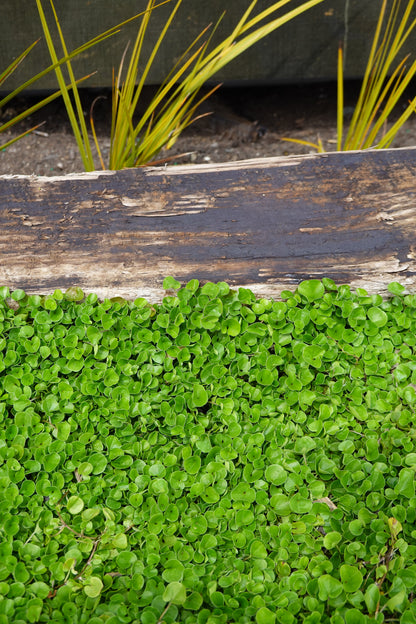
[2,82,416,176]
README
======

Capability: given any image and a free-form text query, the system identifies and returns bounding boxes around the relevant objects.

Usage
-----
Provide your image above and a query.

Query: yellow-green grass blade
[379,94,416,148]
[195,0,292,70]
[111,86,143,168]
[279,137,325,152]
[0,19,124,110]
[134,0,324,161]
[231,0,299,35]
[337,45,343,151]
[0,40,39,86]
[124,0,174,108]
[365,60,416,148]
[180,0,325,93]
[347,61,407,150]
[37,0,170,170]
[141,151,194,166]
[344,0,416,151]
[368,0,400,90]
[132,89,203,163]
[36,0,94,170]
[357,59,409,148]
[130,0,179,113]
[111,1,181,168]
[147,83,222,155]
[193,0,323,80]
[1,2,169,111]
[89,96,107,170]
[113,2,156,159]
[0,123,44,151]
[344,0,389,148]
[108,0,324,169]
[48,0,94,169]
[134,21,214,131]
[0,74,91,136]
[131,43,207,140]
[109,7,153,169]
[115,43,208,167]
[110,48,130,154]
[110,2,174,152]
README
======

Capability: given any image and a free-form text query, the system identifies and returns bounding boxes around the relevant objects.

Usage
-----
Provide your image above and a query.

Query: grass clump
[37,0,324,170]
[1,278,416,623]
[281,0,416,153]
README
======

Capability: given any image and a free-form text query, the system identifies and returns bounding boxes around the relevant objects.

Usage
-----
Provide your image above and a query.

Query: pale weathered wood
[2,148,416,302]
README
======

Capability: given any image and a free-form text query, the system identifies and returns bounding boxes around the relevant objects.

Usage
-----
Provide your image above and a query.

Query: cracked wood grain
[1,148,416,301]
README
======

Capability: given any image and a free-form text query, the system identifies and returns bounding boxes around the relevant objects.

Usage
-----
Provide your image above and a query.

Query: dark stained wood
[1,148,416,302]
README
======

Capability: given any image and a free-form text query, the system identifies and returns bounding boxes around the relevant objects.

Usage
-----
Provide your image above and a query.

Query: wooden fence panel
[0,0,398,89]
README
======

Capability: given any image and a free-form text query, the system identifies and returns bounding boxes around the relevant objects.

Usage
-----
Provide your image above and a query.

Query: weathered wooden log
[1,148,416,302]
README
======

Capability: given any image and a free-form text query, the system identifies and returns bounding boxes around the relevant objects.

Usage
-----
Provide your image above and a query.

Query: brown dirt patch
[2,82,416,175]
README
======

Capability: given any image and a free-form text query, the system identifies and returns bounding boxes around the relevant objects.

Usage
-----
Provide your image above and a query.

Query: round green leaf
[65,287,84,301]
[163,276,181,290]
[184,591,203,611]
[395,468,415,498]
[367,306,388,327]
[236,509,254,526]
[103,369,119,387]
[264,464,287,485]
[90,453,108,474]
[57,421,71,441]
[84,576,103,598]
[345,608,366,624]
[84,576,104,598]
[26,598,43,623]
[289,493,313,514]
[318,574,343,600]
[224,318,241,336]
[44,452,61,472]
[162,560,184,583]
[67,496,84,515]
[67,358,84,372]
[192,384,208,407]
[231,483,256,502]
[340,564,363,593]
[14,562,30,583]
[116,551,137,570]
[256,607,276,624]
[183,455,201,475]
[323,531,342,549]
[250,540,268,558]
[42,395,59,412]
[162,581,187,605]
[298,279,325,302]
[387,281,405,295]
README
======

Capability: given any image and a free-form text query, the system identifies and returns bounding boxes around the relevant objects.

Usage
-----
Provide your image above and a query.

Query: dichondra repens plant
[0,277,416,622]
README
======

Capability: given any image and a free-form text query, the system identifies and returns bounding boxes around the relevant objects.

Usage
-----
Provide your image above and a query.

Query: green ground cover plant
[0,278,416,623]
